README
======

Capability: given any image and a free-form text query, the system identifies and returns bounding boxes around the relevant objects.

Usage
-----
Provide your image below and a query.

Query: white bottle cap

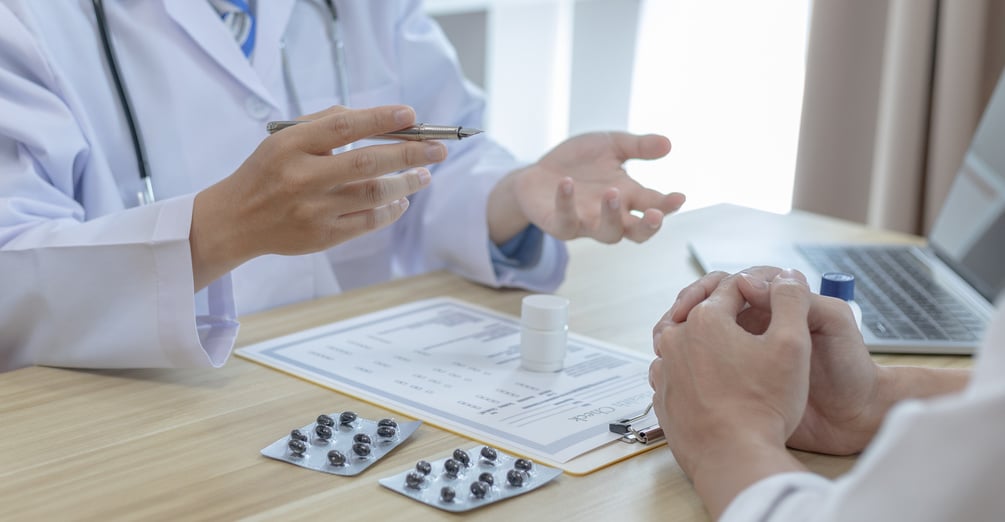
[521,294,569,331]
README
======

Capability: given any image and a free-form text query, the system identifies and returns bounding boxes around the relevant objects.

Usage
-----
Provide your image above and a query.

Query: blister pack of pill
[379,445,562,512]
[261,411,421,476]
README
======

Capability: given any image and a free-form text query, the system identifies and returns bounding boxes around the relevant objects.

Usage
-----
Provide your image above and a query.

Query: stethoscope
[90,0,349,206]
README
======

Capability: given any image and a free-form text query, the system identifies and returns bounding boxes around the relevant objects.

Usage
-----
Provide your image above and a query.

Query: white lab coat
[0,0,568,371]
[721,294,1005,521]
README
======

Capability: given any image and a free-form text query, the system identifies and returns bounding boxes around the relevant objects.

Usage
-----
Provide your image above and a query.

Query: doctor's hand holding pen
[188,105,445,291]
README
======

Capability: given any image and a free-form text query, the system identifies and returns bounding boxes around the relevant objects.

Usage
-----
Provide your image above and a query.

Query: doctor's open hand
[486,132,685,245]
[188,105,446,291]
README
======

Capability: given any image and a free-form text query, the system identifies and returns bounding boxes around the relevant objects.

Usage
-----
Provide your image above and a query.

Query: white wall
[567,0,640,135]
[428,0,638,162]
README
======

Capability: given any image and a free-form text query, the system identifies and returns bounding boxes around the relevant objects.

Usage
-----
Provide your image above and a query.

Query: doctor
[0,1,684,371]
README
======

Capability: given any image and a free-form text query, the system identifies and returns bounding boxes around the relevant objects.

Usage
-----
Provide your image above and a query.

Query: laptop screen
[930,73,1005,303]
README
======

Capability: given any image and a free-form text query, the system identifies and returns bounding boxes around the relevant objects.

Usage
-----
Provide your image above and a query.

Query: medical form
[237,297,657,467]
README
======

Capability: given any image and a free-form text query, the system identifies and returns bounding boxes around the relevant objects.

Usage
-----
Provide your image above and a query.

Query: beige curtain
[793,0,1005,235]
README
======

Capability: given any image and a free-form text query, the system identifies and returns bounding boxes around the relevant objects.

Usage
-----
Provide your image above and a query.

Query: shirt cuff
[488,224,568,292]
[490,224,544,268]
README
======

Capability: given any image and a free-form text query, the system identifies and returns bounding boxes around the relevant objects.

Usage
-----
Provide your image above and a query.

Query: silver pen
[266,120,483,140]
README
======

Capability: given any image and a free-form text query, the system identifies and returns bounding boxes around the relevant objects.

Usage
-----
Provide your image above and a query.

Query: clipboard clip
[608,402,665,445]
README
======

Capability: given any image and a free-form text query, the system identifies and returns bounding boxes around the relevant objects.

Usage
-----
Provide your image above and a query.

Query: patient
[649,266,1003,520]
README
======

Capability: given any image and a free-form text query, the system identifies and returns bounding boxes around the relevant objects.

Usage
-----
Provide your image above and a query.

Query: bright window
[627,0,811,214]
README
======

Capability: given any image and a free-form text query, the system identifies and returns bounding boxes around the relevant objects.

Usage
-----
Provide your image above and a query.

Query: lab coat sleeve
[0,5,238,371]
[389,0,568,292]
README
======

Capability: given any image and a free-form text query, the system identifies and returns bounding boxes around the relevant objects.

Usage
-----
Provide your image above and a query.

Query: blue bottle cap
[820,272,855,301]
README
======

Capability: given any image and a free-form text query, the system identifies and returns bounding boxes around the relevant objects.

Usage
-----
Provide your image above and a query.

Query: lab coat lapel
[162,0,278,108]
[253,0,297,85]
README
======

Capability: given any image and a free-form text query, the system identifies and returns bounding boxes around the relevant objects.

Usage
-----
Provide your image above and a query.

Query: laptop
[689,75,1005,355]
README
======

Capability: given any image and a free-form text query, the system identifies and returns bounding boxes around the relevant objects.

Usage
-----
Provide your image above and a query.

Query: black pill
[443,458,460,476]
[352,442,371,457]
[405,471,424,489]
[316,414,334,427]
[327,450,347,466]
[338,411,358,425]
[415,460,432,476]
[514,458,533,471]
[452,448,470,467]
[440,486,456,502]
[376,425,397,439]
[287,438,307,456]
[290,429,308,442]
[377,418,398,428]
[480,446,497,462]
[470,480,489,499]
[353,433,371,445]
[478,472,495,486]
[507,469,527,487]
[315,424,333,439]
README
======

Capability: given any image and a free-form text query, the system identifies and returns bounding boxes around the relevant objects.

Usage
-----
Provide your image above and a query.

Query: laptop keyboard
[797,245,984,342]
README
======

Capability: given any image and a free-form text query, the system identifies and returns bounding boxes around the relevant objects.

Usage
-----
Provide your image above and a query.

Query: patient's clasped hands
[649,266,885,518]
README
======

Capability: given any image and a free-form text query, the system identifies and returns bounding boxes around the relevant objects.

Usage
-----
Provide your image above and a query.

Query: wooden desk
[0,204,973,520]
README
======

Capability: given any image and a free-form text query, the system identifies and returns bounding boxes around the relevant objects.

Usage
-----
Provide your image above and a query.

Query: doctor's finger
[317,141,447,187]
[606,132,672,162]
[328,197,412,242]
[549,178,580,239]
[626,189,687,216]
[328,168,432,216]
[290,105,418,155]
[296,105,351,121]
[620,208,664,243]
[590,187,625,244]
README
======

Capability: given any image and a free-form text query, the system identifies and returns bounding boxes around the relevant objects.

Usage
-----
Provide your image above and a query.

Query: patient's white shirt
[721,297,1005,522]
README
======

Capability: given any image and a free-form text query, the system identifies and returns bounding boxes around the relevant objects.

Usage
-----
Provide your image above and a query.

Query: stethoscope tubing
[91,0,345,206]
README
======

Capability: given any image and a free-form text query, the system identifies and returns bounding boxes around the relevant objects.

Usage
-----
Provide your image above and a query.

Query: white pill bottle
[519,294,570,372]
